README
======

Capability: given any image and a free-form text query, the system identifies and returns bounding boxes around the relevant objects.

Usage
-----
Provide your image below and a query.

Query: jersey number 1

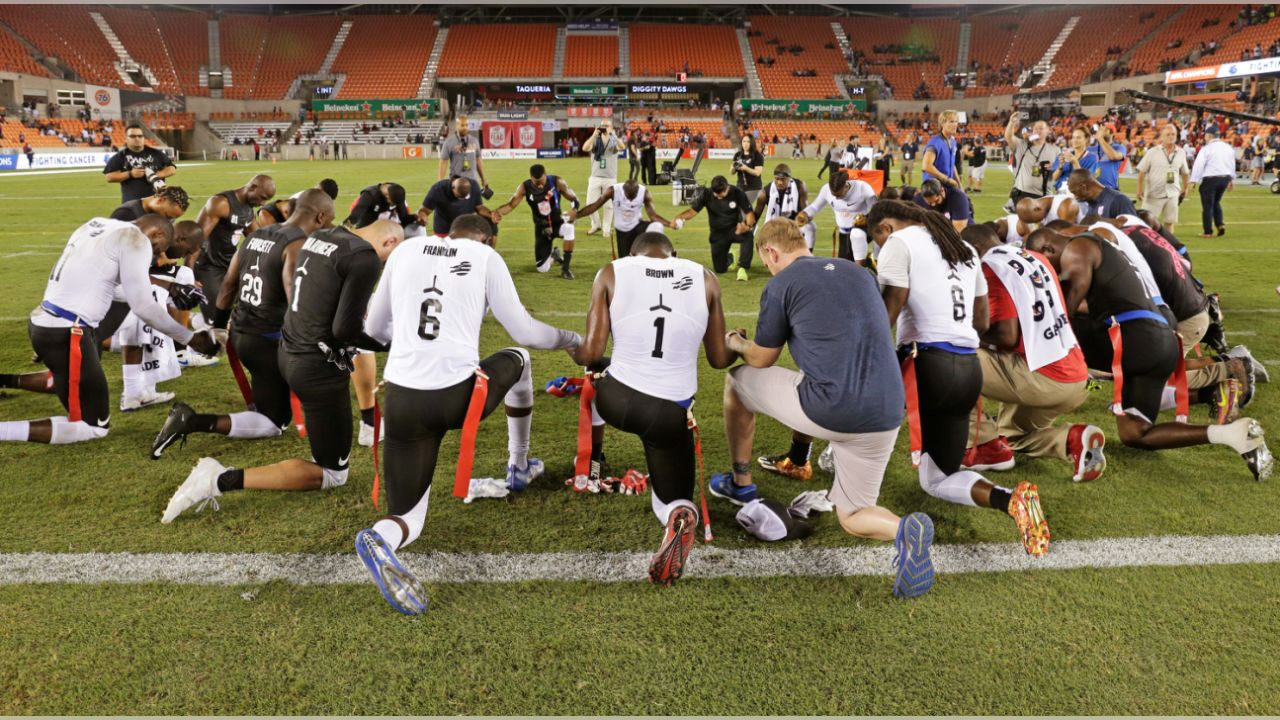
[651,316,666,358]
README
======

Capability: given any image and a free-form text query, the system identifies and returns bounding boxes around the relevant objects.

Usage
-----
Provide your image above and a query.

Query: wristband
[212,306,232,330]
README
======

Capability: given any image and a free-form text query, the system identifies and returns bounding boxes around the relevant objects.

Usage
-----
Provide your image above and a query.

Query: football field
[1,157,1279,714]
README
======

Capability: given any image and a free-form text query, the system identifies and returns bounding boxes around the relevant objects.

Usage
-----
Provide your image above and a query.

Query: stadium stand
[153,10,209,97]
[0,24,48,77]
[1042,7,1177,90]
[296,119,444,145]
[0,120,67,148]
[744,120,884,147]
[838,16,957,100]
[332,14,437,99]
[99,7,184,95]
[964,10,1073,96]
[438,23,556,77]
[143,112,196,131]
[251,16,342,100]
[0,5,124,87]
[629,23,743,77]
[564,34,619,77]
[208,120,293,144]
[746,16,848,98]
[1128,5,1246,75]
[218,13,269,99]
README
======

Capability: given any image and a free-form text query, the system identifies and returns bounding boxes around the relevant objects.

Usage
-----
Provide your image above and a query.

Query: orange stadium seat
[1043,7,1176,90]
[965,10,1072,96]
[0,5,125,87]
[0,24,48,77]
[154,10,209,97]
[564,35,619,77]
[99,8,184,95]
[746,16,848,98]
[1128,5,1244,75]
[839,16,956,100]
[438,24,556,77]
[218,13,269,100]
[251,16,342,99]
[332,15,437,99]
[745,120,884,147]
[0,120,69,149]
[629,23,743,77]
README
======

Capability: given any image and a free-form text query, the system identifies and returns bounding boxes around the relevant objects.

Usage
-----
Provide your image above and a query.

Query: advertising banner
[482,122,542,149]
[739,98,868,113]
[1165,55,1280,84]
[480,149,538,159]
[0,154,17,171]
[310,99,440,117]
[17,151,114,170]
[84,85,122,120]
[512,122,541,149]
[567,106,614,117]
[481,122,512,149]
[402,147,426,159]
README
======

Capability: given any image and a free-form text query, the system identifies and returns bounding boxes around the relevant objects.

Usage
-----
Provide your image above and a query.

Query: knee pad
[503,347,534,408]
[849,229,869,261]
[321,466,349,490]
[49,418,109,445]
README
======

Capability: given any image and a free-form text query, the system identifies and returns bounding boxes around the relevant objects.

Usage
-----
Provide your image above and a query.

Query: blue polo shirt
[1088,142,1127,189]
[1051,151,1098,190]
[923,134,957,183]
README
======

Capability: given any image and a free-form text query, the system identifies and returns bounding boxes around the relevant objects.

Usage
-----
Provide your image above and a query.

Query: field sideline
[1,158,1279,714]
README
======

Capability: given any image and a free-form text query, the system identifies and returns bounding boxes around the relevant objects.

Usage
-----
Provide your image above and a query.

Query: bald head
[289,188,336,232]
[244,174,276,205]
[170,220,204,259]
[352,219,404,262]
[134,213,174,257]
[1067,169,1101,201]
[1015,197,1046,224]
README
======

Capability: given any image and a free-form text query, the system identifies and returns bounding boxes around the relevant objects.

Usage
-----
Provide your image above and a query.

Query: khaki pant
[970,350,1088,460]
[1141,194,1179,226]
[1177,310,1229,389]
[586,175,615,234]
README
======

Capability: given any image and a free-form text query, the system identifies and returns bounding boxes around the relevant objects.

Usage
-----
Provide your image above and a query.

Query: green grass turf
[0,158,1278,713]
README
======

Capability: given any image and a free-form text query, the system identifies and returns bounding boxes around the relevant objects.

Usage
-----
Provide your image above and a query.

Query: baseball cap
[1204,124,1221,136]
[735,498,813,542]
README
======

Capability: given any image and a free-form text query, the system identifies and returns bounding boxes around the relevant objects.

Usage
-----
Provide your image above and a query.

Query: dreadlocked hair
[866,199,974,268]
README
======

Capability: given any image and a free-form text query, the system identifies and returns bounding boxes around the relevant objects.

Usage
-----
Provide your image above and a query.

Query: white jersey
[802,181,878,231]
[31,218,192,343]
[1003,214,1026,247]
[607,255,709,402]
[1049,192,1084,223]
[612,183,647,232]
[1088,223,1164,306]
[762,179,804,221]
[982,246,1077,372]
[876,224,986,348]
[364,236,580,391]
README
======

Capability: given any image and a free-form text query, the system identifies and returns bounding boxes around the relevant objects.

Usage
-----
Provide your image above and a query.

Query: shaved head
[134,213,174,257]
[244,174,276,205]
[169,220,204,259]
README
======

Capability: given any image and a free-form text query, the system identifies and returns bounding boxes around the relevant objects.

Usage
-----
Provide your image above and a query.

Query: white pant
[586,175,615,234]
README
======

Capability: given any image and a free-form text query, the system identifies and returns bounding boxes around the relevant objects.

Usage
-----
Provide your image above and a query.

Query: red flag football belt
[452,370,491,498]
[224,335,256,411]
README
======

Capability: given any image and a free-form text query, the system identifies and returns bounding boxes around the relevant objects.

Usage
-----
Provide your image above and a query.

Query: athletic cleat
[1227,345,1268,383]
[708,472,758,506]
[120,389,175,412]
[1227,357,1256,408]
[1242,420,1273,481]
[151,401,197,459]
[1008,481,1051,557]
[161,457,225,523]
[891,512,935,599]
[736,267,749,282]
[1066,424,1107,482]
[560,266,575,280]
[817,444,834,473]
[506,458,545,491]
[1211,379,1242,425]
[550,246,564,265]
[358,420,384,448]
[648,505,697,587]
[961,437,1016,472]
[177,350,219,368]
[757,454,813,481]
[355,528,428,615]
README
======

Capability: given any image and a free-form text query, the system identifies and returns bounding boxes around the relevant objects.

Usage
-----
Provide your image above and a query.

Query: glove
[464,477,511,503]
[317,341,359,372]
[788,490,833,519]
[168,283,206,311]
[617,469,648,495]
[545,376,584,397]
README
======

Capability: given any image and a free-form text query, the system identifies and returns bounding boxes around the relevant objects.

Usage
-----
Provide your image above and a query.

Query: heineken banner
[310,99,440,117]
[565,85,614,96]
[740,98,867,113]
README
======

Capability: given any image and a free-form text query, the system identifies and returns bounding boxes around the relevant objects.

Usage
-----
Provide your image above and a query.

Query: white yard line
[1,533,1278,586]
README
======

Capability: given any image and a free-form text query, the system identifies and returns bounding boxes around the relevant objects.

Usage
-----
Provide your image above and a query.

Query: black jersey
[1122,225,1207,321]
[263,201,287,226]
[281,227,382,356]
[345,184,413,228]
[1083,235,1162,324]
[231,224,306,336]
[199,190,257,272]
[522,176,563,225]
[110,199,146,221]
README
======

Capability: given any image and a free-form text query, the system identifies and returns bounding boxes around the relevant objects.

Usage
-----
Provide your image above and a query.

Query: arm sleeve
[155,150,174,169]
[117,235,194,343]
[362,252,395,346]
[422,186,441,211]
[485,254,580,349]
[344,190,374,226]
[801,185,830,216]
[690,191,707,213]
[331,249,382,347]
[875,236,911,289]
[1136,153,1151,173]
[752,283,789,349]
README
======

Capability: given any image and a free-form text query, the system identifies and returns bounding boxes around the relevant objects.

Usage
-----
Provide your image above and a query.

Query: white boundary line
[2,533,1278,585]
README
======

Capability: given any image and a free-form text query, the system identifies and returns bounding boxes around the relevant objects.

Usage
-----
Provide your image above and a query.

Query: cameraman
[733,134,765,203]
[103,123,176,203]
[1003,112,1053,205]
[583,118,621,237]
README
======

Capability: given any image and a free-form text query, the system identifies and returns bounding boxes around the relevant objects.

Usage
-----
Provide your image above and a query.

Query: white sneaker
[177,350,219,368]
[161,457,226,524]
[817,444,834,473]
[358,420,385,448]
[120,389,175,412]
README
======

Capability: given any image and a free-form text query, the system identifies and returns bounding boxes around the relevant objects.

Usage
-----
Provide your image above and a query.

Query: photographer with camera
[103,123,176,203]
[583,118,622,237]
[732,134,765,203]
[1004,112,1054,206]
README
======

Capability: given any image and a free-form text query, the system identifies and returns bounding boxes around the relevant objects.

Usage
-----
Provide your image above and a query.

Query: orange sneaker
[648,505,697,587]
[757,454,813,481]
[1008,481,1050,557]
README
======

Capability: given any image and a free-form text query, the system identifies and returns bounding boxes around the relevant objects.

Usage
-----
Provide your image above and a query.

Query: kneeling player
[160,218,404,522]
[355,215,581,615]
[568,230,737,586]
[1025,228,1273,479]
[492,165,581,278]
[0,216,220,444]
[570,178,671,259]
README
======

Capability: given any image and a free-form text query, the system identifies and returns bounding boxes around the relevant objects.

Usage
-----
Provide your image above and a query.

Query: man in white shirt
[795,170,879,264]
[0,216,219,445]
[354,214,581,615]
[1136,124,1191,235]
[1188,125,1236,237]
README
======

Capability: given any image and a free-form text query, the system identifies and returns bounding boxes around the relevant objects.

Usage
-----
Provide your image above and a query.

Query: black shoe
[151,401,196,460]
[560,266,574,280]
[1217,225,1226,237]
[550,247,564,266]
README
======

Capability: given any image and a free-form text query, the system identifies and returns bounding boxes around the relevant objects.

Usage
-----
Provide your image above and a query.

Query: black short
[279,351,351,471]
[381,349,526,516]
[900,345,982,475]
[1117,319,1179,422]
[533,217,564,266]
[615,225,644,259]
[193,263,227,324]
[232,330,291,428]
[29,322,111,428]
[96,301,131,344]
[593,374,695,504]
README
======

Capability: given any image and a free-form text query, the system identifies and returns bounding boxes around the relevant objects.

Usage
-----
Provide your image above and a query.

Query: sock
[228,411,283,439]
[122,363,141,398]
[0,420,30,442]
[373,485,432,550]
[361,407,376,427]
[651,493,696,526]
[507,413,531,469]
[989,486,1013,514]
[591,440,603,463]
[562,250,573,271]
[0,374,18,389]
[787,439,812,466]
[1208,419,1261,454]
[216,468,245,492]
[190,413,219,433]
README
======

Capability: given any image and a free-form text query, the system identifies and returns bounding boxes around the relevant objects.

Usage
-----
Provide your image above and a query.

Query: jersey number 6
[419,297,443,340]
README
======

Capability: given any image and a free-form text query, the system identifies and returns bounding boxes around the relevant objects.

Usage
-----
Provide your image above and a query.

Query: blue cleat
[505,458,545,491]
[355,528,428,615]
[707,472,758,506]
[892,512,935,599]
